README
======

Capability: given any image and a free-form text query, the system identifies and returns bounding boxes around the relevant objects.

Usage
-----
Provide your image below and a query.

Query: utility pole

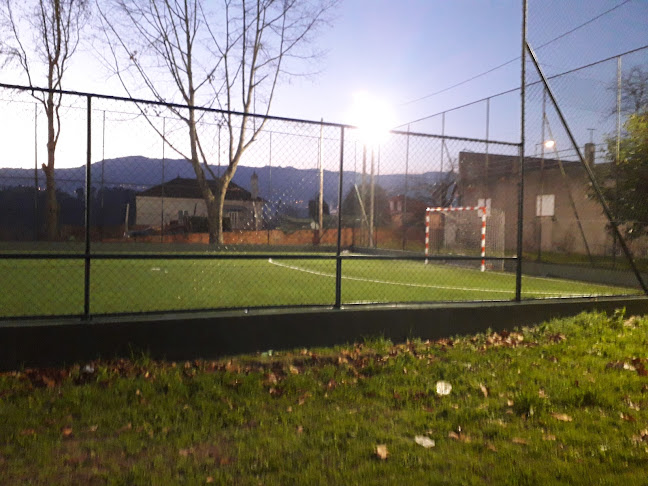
[361,144,367,245]
[537,88,546,261]
[613,57,622,267]
[318,119,324,242]
[34,103,39,241]
[369,147,375,248]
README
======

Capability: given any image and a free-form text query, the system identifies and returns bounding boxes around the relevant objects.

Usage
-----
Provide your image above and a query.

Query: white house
[135,173,263,231]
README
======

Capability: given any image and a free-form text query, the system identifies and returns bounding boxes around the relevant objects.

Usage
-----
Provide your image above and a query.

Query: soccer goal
[425,206,505,271]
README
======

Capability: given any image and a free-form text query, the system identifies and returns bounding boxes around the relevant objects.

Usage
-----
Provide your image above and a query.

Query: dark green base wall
[2,297,648,371]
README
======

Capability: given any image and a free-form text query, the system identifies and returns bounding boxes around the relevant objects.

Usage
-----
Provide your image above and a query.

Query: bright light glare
[348,91,395,146]
[544,140,555,149]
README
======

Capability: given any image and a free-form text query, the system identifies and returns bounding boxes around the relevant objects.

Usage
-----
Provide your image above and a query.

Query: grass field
[1,310,648,484]
[0,254,639,318]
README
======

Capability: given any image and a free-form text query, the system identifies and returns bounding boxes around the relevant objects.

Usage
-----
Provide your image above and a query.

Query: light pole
[537,138,554,261]
[349,92,393,249]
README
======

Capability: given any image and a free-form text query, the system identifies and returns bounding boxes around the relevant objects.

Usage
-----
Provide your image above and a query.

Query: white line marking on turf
[268,260,601,297]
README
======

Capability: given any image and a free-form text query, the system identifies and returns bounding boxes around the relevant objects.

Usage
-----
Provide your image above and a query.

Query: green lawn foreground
[1,310,648,485]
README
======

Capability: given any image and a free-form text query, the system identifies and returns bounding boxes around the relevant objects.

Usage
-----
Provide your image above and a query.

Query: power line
[395,43,648,129]
[399,0,633,107]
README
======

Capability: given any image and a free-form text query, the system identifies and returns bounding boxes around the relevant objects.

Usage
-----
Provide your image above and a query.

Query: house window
[536,194,555,217]
[227,211,240,228]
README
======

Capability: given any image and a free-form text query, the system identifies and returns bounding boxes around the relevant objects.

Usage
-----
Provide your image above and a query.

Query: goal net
[425,206,505,271]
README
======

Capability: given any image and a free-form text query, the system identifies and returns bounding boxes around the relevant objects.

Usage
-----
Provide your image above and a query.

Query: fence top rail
[0,81,521,148]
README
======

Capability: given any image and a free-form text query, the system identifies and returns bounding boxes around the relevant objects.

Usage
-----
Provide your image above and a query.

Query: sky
[1,0,648,171]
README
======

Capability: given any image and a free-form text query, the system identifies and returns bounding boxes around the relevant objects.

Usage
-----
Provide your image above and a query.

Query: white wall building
[135,174,263,231]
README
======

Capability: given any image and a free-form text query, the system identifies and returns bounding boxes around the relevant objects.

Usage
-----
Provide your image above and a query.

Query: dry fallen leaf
[538,389,548,399]
[297,425,304,434]
[479,383,488,398]
[448,431,460,440]
[414,436,435,448]
[512,437,529,445]
[375,444,388,460]
[288,365,300,375]
[61,427,73,438]
[543,434,557,441]
[206,477,214,484]
[436,381,452,396]
[179,448,191,457]
[551,413,573,422]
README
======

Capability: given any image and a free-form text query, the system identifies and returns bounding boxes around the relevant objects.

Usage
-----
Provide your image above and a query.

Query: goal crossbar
[425,206,487,272]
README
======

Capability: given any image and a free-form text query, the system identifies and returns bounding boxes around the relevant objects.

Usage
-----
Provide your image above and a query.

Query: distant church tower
[251,172,259,200]
[250,172,261,230]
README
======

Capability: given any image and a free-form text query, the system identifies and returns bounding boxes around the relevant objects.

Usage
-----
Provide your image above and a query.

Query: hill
[0,156,447,212]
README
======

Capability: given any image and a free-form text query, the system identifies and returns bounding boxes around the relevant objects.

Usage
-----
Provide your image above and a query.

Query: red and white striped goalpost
[425,206,488,272]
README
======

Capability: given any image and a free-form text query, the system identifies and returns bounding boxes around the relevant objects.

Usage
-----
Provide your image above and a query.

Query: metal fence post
[84,95,92,319]
[161,117,166,243]
[515,0,528,302]
[335,126,345,308]
[33,103,39,241]
[403,125,410,250]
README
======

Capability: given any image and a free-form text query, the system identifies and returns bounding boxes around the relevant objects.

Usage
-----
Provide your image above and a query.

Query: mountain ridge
[0,156,447,209]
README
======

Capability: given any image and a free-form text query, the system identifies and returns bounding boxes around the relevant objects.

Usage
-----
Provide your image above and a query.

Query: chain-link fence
[1,53,645,319]
[519,0,648,297]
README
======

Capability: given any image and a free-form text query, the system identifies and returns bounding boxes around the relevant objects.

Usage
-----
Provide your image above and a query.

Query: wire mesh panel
[0,89,88,317]
[523,0,648,298]
[83,98,344,314]
[337,123,520,305]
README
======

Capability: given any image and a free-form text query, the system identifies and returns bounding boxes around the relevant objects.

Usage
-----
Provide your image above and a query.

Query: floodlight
[348,91,394,146]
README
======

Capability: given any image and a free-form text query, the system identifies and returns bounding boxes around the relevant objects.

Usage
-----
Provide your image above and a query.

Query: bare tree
[620,66,648,116]
[0,0,89,240]
[98,0,335,244]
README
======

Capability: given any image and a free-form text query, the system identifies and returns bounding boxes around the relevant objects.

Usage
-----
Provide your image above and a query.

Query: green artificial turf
[0,256,639,317]
[1,310,648,484]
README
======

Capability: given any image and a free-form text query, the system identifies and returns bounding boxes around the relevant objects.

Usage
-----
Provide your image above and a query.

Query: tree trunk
[44,97,59,241]
[209,185,228,245]
[42,164,59,241]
